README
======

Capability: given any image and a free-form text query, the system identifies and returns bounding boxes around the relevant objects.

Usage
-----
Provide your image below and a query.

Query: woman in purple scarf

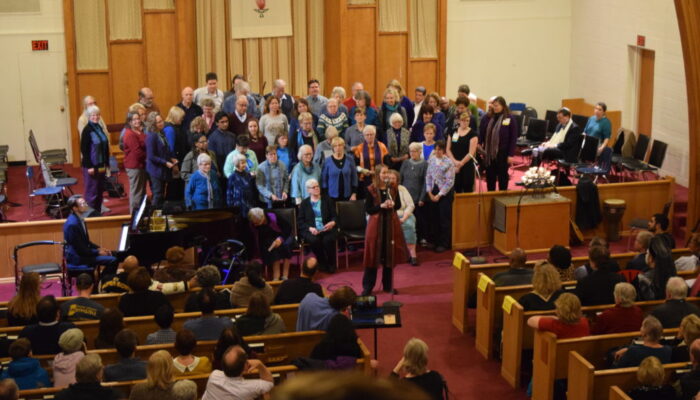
[478,96,519,191]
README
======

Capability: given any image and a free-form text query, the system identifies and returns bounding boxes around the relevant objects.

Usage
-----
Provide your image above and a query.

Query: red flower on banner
[254,0,268,17]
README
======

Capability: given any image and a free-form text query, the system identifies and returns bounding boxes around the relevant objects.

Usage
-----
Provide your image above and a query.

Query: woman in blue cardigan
[145,112,179,208]
[185,153,222,210]
[321,137,358,201]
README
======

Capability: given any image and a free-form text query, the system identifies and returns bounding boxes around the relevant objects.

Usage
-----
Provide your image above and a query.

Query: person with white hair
[290,144,321,205]
[386,113,411,170]
[77,95,107,136]
[317,98,350,141]
[298,178,338,273]
[185,153,222,210]
[54,354,122,400]
[79,105,110,213]
[330,86,350,117]
[226,152,256,216]
[248,208,292,280]
[172,379,198,400]
[651,276,700,328]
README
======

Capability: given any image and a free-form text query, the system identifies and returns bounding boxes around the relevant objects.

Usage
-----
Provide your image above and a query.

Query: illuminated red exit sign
[31,40,49,51]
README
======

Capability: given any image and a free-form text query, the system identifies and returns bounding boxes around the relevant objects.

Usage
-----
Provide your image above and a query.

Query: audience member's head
[323,314,358,349]
[75,354,104,384]
[647,236,675,294]
[532,263,562,298]
[166,246,186,266]
[689,233,700,254]
[246,292,272,319]
[146,350,173,390]
[402,338,429,376]
[97,308,124,346]
[636,356,665,387]
[195,265,221,289]
[554,293,582,324]
[214,328,250,368]
[175,329,197,357]
[613,282,637,308]
[8,338,31,361]
[650,213,670,232]
[588,245,610,271]
[154,304,174,329]
[114,329,139,359]
[301,257,318,278]
[681,314,700,346]
[121,255,140,275]
[641,316,663,343]
[0,379,18,400]
[127,267,152,293]
[666,276,689,300]
[508,248,527,270]
[329,286,358,312]
[197,287,217,315]
[548,245,572,270]
[36,295,59,324]
[75,273,94,293]
[245,261,266,288]
[172,379,197,400]
[634,231,654,252]
[59,328,85,354]
[589,236,608,249]
[222,345,248,378]
[8,272,40,320]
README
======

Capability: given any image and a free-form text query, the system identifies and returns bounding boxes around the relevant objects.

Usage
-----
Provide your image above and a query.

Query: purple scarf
[361,141,382,170]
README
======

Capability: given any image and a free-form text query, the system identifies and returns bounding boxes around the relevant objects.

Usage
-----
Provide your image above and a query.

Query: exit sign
[31,40,48,51]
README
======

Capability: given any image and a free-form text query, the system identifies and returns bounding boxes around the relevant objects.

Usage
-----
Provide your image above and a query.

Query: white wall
[569,0,688,185]
[445,0,572,116]
[0,0,67,162]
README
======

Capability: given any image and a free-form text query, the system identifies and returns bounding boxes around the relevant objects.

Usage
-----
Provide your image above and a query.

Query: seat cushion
[22,263,62,275]
[343,230,366,241]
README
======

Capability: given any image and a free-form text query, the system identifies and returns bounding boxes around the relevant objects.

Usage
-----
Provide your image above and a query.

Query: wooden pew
[451,248,693,334]
[531,328,680,400]
[608,385,633,400]
[567,350,686,400]
[0,303,300,349]
[500,296,700,388]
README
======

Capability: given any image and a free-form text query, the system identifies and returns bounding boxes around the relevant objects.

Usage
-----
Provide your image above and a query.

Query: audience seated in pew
[231,262,274,308]
[628,231,654,272]
[637,236,677,301]
[172,329,212,376]
[153,246,196,283]
[95,308,125,349]
[309,314,362,369]
[574,237,612,281]
[613,316,671,368]
[201,345,273,400]
[171,379,198,400]
[274,257,324,305]
[681,339,700,400]
[235,292,286,337]
[677,233,700,273]
[626,356,676,400]
[7,273,39,327]
[146,305,177,345]
[650,213,676,250]
[390,338,445,400]
[549,245,575,282]
[118,268,172,317]
[212,328,252,370]
[54,354,123,400]
[101,256,194,295]
[651,276,700,328]
[129,350,178,400]
[20,296,75,355]
[53,328,86,387]
[518,263,563,311]
[575,245,625,306]
[184,288,233,341]
[297,286,357,331]
[672,314,700,363]
[0,379,18,400]
[0,338,50,390]
[590,283,644,335]
[61,273,104,322]
[528,293,590,339]
[492,248,533,287]
[104,329,146,382]
[184,266,231,312]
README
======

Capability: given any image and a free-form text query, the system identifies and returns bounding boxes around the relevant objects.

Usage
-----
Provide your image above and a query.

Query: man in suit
[63,195,118,276]
[531,107,582,165]
[297,178,337,273]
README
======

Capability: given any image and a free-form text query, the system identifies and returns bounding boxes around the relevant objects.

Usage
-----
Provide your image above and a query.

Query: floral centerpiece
[521,167,556,197]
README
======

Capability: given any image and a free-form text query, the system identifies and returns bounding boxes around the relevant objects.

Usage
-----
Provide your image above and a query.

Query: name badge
[502,118,511,126]
[452,133,459,142]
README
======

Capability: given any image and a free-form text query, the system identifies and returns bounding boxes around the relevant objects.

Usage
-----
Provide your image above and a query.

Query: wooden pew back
[608,385,633,400]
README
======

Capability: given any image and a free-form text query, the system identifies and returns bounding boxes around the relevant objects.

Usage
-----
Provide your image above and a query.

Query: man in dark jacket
[651,277,700,328]
[297,179,338,273]
[55,354,123,400]
[492,248,533,286]
[19,296,75,355]
[63,194,118,275]
[575,246,624,306]
[274,257,324,305]
[103,329,146,382]
[649,213,676,250]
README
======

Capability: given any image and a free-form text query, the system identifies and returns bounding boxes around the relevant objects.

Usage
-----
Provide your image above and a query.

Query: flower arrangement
[521,166,556,188]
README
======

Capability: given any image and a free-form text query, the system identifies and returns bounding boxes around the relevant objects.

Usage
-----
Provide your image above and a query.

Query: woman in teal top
[584,101,612,153]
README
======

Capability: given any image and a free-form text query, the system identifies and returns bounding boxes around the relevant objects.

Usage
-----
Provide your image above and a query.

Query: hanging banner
[230,0,293,39]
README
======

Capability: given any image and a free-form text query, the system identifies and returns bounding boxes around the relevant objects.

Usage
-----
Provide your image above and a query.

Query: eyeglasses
[307,185,320,189]
[198,140,208,144]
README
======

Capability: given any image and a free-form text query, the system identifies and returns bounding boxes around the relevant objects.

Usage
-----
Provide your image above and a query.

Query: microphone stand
[383,180,403,308]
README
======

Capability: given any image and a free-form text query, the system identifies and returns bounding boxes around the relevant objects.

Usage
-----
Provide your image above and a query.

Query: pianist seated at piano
[185,153,222,210]
[64,194,118,276]
[100,255,196,295]
[248,208,292,281]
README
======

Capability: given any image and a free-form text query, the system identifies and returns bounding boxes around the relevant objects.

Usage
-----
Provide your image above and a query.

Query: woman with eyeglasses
[298,178,338,273]
[180,133,218,185]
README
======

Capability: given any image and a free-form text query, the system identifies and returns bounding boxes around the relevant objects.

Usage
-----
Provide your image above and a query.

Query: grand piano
[118,197,240,268]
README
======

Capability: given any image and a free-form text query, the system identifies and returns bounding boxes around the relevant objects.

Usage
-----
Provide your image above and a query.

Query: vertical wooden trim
[63,0,81,166]
[140,0,149,86]
[405,0,411,88]
[223,0,231,85]
[258,38,264,93]
[675,0,700,241]
[305,0,311,84]
[437,0,447,94]
[104,0,115,122]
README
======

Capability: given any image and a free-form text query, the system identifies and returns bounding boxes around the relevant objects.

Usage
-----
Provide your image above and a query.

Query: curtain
[308,0,324,87]
[292,0,309,95]
[143,0,174,9]
[196,0,228,86]
[107,0,142,40]
[379,0,407,32]
[74,0,108,70]
[410,0,437,58]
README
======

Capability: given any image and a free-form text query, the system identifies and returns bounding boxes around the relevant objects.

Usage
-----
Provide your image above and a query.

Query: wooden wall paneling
[437,0,446,94]
[377,33,408,92]
[346,6,377,97]
[260,38,276,94]
[323,0,344,92]
[64,0,81,166]
[143,11,181,109]
[675,0,700,241]
[110,43,146,118]
[277,38,293,95]
[244,39,261,93]
[408,60,438,94]
[76,73,113,123]
[229,39,245,82]
[307,0,325,90]
[176,0,197,88]
[292,0,308,96]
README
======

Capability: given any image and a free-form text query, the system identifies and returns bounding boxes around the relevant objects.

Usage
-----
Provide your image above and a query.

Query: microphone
[384,179,393,203]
